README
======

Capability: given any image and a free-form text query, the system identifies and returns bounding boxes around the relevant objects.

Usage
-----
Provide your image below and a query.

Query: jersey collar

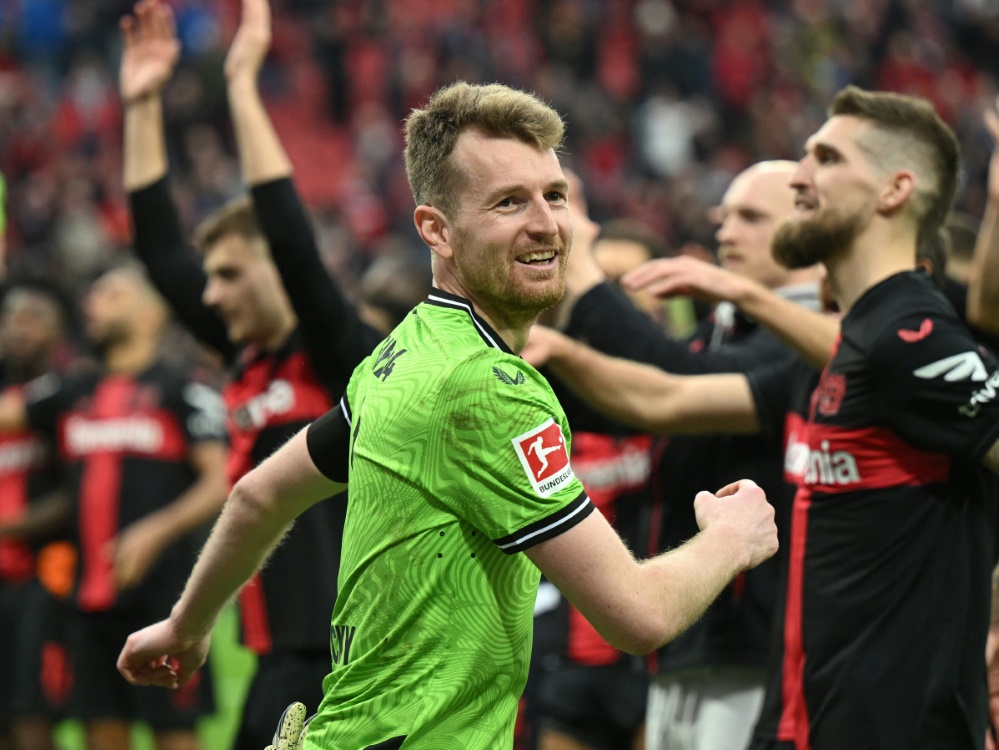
[424,290,515,355]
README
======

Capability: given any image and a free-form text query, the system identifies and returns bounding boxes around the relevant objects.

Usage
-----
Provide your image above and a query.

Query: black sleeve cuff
[306,398,352,483]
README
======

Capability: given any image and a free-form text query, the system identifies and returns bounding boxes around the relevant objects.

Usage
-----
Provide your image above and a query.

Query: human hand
[119,0,181,105]
[225,0,272,83]
[264,702,315,750]
[117,618,210,689]
[522,325,570,368]
[622,255,752,304]
[109,518,167,590]
[694,479,777,571]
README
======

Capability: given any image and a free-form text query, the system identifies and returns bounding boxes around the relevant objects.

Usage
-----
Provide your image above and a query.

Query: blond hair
[404,82,565,218]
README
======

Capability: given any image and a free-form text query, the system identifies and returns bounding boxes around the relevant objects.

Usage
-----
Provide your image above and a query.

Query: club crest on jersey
[512,418,573,497]
[815,373,846,417]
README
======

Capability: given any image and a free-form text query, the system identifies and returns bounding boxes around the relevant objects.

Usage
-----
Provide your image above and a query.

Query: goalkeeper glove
[264,701,315,750]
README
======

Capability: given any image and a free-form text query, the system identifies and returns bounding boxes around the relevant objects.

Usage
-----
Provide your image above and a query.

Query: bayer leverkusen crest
[512,418,574,497]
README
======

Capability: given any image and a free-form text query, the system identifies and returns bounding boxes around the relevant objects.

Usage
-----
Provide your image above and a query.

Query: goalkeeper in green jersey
[118,78,778,749]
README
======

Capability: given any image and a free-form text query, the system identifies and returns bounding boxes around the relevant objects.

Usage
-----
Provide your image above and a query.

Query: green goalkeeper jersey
[304,290,592,750]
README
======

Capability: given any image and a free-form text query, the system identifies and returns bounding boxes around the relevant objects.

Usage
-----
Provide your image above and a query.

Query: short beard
[772,208,867,270]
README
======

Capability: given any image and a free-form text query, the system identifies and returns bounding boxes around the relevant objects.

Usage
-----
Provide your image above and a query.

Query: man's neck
[255,318,296,353]
[432,281,534,354]
[104,336,158,375]
[827,229,917,313]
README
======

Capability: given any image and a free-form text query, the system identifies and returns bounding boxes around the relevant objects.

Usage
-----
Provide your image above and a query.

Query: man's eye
[496,197,515,208]
[547,192,566,203]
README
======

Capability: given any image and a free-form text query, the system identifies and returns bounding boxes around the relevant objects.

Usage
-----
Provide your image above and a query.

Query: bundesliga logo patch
[512,418,573,497]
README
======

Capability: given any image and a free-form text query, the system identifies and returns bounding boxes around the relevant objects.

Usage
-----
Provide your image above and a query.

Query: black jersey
[566,282,813,676]
[748,271,999,749]
[22,361,227,616]
[224,333,347,653]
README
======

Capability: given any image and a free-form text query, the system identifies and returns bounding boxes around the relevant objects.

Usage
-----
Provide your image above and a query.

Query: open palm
[120,0,181,104]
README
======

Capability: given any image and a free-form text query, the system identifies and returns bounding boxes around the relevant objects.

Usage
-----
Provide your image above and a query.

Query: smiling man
[116,81,778,750]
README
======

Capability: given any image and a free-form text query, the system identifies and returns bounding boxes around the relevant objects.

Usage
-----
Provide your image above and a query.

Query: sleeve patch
[512,418,574,497]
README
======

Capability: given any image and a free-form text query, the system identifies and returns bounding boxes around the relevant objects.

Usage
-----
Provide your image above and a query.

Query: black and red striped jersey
[0,379,61,584]
[130,178,382,654]
[22,361,227,616]
[224,333,347,653]
[748,271,999,749]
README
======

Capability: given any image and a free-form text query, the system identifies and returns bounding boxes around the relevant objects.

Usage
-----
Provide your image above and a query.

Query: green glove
[264,702,314,750]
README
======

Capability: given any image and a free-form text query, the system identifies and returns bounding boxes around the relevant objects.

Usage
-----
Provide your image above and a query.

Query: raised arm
[120,0,233,358]
[967,100,999,336]
[523,326,759,434]
[224,0,382,393]
[117,426,345,688]
[527,478,777,653]
[623,256,839,369]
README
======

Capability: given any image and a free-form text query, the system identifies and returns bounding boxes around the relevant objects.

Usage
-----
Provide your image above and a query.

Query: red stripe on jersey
[75,377,134,612]
[240,574,272,654]
[223,352,334,486]
[0,437,39,581]
[781,413,951,493]
[777,487,812,750]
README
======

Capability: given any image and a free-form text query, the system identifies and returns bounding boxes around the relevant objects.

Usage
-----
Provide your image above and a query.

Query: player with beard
[116,81,778,750]
[543,161,821,750]
[0,264,229,750]
[523,86,999,748]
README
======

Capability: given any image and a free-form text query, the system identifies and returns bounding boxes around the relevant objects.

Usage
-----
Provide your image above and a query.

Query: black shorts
[67,609,214,731]
[0,579,72,722]
[231,649,330,750]
[536,657,648,750]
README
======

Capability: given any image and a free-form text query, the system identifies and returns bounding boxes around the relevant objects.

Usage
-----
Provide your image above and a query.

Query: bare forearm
[538,520,746,655]
[546,338,678,432]
[968,201,999,334]
[227,75,291,185]
[169,481,294,639]
[0,491,70,541]
[123,97,169,191]
[736,285,838,368]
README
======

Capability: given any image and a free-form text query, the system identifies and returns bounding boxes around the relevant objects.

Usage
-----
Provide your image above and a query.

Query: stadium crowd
[1,1,999,750]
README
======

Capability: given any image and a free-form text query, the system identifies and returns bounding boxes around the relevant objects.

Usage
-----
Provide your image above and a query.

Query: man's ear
[879,170,916,214]
[414,205,453,260]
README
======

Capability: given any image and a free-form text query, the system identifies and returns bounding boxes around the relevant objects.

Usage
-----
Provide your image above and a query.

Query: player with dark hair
[0,279,71,750]
[526,86,999,748]
[0,263,229,750]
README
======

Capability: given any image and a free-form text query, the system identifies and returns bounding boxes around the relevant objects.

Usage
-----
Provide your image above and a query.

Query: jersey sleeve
[430,353,593,554]
[176,380,229,445]
[871,309,999,462]
[306,397,351,484]
[746,357,811,442]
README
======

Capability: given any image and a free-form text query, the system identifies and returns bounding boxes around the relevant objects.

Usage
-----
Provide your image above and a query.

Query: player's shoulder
[851,272,966,349]
[445,348,554,400]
